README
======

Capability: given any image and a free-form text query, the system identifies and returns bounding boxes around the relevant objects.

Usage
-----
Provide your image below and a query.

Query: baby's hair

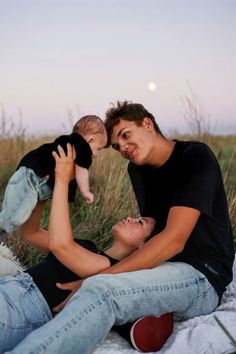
[73,115,106,136]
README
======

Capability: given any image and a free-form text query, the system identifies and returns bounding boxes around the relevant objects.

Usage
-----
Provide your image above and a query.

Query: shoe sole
[130,313,173,352]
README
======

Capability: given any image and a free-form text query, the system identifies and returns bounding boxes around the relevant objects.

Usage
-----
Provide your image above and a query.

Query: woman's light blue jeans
[7,262,219,354]
[0,272,52,353]
[0,167,51,233]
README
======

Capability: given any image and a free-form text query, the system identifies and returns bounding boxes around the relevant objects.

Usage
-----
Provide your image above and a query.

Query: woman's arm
[48,144,110,278]
[18,200,49,253]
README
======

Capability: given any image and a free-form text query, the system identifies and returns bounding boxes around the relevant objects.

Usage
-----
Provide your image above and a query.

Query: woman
[0,144,155,352]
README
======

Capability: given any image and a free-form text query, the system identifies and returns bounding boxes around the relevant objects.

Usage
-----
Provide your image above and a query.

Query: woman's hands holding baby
[52,143,76,184]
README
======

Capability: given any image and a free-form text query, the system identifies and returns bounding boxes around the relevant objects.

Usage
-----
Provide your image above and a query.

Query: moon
[148,82,156,91]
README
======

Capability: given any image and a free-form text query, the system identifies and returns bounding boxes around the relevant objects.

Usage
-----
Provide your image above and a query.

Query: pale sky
[1,0,235,135]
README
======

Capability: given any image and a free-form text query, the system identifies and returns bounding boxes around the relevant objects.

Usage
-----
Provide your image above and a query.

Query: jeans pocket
[176,279,218,321]
[20,287,46,327]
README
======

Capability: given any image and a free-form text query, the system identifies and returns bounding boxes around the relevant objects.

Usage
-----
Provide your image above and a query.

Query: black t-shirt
[17,133,92,202]
[128,140,235,300]
[26,239,118,313]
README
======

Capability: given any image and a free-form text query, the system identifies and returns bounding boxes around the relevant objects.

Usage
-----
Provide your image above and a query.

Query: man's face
[110,119,155,165]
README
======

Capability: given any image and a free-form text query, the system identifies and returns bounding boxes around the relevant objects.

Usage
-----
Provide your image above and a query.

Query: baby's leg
[18,200,49,253]
[0,167,38,234]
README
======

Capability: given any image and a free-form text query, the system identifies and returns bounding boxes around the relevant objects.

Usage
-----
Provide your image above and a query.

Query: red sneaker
[130,313,173,352]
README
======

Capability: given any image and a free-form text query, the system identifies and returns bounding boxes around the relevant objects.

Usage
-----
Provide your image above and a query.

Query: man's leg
[8,262,218,354]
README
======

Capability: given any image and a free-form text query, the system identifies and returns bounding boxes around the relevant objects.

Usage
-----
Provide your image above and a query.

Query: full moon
[148,82,156,91]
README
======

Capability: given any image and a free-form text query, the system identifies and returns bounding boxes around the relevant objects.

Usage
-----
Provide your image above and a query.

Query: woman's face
[112,217,155,248]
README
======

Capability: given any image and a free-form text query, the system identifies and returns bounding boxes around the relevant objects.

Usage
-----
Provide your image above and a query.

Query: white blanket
[1,244,235,354]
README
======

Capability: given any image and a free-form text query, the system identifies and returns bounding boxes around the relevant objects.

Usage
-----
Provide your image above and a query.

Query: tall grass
[0,104,235,267]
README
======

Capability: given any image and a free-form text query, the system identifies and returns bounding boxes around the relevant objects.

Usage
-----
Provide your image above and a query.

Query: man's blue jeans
[8,262,219,354]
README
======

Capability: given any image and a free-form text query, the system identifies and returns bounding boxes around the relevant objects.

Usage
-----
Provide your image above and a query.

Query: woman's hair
[73,115,106,136]
[105,101,163,144]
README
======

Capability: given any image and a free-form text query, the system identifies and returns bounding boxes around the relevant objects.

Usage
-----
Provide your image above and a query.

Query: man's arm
[99,205,200,274]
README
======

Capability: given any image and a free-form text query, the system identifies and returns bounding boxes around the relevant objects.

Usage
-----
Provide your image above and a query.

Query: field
[0,118,235,267]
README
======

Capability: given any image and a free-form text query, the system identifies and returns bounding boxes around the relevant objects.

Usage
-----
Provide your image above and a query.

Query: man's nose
[119,142,128,153]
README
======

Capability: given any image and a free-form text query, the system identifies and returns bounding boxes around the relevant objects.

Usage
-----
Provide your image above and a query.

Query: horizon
[1,0,235,135]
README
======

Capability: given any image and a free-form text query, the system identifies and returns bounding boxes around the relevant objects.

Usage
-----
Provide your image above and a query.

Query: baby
[0,115,107,239]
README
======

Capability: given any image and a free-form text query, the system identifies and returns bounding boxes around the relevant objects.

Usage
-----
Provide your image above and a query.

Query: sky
[1,0,235,135]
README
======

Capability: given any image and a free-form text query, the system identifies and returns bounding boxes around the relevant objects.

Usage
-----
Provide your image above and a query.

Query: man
[8,101,234,354]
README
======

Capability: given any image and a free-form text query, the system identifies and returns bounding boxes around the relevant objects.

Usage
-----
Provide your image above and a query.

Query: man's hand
[53,279,84,313]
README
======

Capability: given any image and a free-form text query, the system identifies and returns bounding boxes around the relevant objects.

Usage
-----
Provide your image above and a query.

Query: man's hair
[73,115,106,137]
[105,101,163,144]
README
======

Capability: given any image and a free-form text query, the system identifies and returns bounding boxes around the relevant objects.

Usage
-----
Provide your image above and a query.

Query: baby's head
[73,115,107,158]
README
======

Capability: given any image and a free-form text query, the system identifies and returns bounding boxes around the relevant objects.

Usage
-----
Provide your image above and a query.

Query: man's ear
[142,117,154,132]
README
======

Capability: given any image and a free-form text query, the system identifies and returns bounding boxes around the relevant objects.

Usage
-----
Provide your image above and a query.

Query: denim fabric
[8,262,219,354]
[0,272,52,353]
[0,167,52,233]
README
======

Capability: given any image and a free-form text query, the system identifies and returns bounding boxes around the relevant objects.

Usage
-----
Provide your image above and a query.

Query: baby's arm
[75,165,94,204]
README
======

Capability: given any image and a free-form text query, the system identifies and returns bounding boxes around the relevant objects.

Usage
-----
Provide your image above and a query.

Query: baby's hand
[82,191,94,204]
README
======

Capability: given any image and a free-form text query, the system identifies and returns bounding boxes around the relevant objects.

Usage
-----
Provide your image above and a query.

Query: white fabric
[94,257,236,354]
[0,244,235,354]
[0,243,24,275]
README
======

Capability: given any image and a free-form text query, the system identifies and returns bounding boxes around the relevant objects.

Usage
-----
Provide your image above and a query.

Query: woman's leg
[0,272,52,352]
[8,262,218,354]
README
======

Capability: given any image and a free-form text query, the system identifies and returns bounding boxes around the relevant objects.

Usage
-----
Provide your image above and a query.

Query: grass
[0,106,235,267]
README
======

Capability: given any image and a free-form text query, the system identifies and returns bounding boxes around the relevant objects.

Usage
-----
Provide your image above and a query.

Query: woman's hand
[52,279,84,313]
[52,143,76,184]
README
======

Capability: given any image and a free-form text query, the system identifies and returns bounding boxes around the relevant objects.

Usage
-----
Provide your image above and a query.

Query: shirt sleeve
[171,143,221,217]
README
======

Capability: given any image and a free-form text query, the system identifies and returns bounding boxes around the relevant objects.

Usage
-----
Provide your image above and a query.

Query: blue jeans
[0,167,51,233]
[0,272,52,353]
[8,262,219,354]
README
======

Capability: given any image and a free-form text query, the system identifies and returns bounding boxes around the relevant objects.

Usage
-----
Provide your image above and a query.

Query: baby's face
[88,133,107,158]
